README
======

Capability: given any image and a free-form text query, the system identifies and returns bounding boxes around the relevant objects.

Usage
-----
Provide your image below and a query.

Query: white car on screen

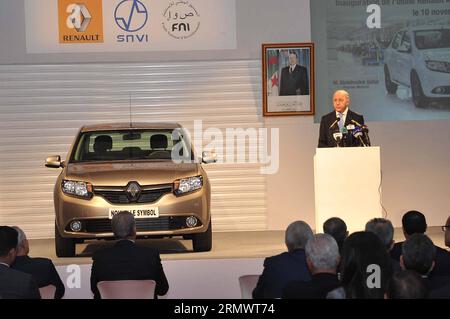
[384,26,450,108]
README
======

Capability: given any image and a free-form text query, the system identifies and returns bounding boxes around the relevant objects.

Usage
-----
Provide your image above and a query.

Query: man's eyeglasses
[441,225,450,232]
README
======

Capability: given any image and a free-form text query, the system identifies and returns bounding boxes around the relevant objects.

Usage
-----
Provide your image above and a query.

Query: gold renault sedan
[45,123,214,257]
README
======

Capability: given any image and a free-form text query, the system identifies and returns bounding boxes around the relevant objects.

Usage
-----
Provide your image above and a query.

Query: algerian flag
[267,50,279,96]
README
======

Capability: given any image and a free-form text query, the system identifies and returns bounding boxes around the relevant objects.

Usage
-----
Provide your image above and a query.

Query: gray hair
[11,226,27,250]
[285,221,313,251]
[305,234,340,270]
[111,212,136,239]
[334,89,350,99]
[365,218,394,249]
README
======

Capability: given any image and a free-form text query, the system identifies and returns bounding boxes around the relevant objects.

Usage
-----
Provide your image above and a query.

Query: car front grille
[93,184,172,204]
[80,217,190,233]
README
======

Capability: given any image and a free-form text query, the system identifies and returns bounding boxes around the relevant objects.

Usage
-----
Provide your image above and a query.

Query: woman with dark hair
[340,231,393,299]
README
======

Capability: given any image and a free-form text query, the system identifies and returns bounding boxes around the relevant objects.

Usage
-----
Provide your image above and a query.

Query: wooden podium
[314,147,382,233]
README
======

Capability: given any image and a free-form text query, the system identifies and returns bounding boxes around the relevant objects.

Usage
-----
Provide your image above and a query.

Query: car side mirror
[45,155,62,168]
[201,151,217,164]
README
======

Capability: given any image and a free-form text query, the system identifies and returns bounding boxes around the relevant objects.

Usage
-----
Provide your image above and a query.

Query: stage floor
[29,227,446,266]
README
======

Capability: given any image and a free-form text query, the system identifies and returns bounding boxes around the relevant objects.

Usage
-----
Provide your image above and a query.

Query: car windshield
[71,129,193,163]
[414,29,450,49]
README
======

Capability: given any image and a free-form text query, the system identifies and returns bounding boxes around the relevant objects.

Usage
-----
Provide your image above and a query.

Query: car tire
[55,221,76,257]
[384,65,397,94]
[411,71,428,108]
[192,220,212,252]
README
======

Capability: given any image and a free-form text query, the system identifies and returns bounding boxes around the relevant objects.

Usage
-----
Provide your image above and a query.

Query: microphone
[352,127,367,147]
[350,119,363,127]
[361,125,371,146]
[329,117,340,130]
[333,132,343,147]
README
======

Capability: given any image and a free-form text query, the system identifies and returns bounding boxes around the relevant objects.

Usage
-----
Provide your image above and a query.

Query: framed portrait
[262,43,315,116]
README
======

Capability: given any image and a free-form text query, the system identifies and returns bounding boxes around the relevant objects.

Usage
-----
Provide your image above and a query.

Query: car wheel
[192,220,212,252]
[384,65,397,94]
[411,71,428,108]
[55,221,76,257]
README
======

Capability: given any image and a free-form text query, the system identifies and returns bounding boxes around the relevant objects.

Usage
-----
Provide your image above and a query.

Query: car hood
[423,48,450,63]
[65,161,199,186]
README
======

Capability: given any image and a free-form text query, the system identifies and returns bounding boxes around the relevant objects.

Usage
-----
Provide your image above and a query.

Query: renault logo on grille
[126,182,141,201]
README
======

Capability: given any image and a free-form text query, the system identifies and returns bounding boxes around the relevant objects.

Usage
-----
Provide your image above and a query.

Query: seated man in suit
[386,270,429,299]
[318,90,366,148]
[392,210,450,277]
[0,226,40,299]
[444,216,450,249]
[400,233,450,298]
[323,217,348,254]
[11,226,65,299]
[90,212,169,299]
[365,218,401,273]
[283,234,341,299]
[252,221,313,299]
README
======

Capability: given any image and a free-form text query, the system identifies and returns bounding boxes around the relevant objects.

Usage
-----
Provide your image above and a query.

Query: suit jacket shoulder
[0,266,41,299]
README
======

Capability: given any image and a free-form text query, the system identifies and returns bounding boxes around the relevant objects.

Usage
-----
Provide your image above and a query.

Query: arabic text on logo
[162,1,200,40]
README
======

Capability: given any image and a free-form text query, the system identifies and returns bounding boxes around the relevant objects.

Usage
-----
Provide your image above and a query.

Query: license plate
[109,207,159,219]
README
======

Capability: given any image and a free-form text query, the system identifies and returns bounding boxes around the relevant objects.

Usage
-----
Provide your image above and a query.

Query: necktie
[338,113,344,132]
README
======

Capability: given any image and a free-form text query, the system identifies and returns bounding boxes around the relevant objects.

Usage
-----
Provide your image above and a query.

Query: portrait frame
[262,43,315,116]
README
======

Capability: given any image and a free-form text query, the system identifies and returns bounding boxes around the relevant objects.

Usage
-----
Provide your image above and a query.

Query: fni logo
[115,0,149,43]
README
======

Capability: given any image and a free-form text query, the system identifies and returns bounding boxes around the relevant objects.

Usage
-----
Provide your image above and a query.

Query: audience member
[444,216,450,249]
[392,211,450,277]
[11,226,65,299]
[365,218,401,273]
[386,270,429,299]
[283,234,341,299]
[400,233,450,298]
[0,226,40,299]
[253,221,313,299]
[90,212,169,299]
[323,217,348,254]
[340,231,392,299]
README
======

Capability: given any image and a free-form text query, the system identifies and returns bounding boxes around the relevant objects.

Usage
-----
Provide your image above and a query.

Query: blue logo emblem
[114,0,148,32]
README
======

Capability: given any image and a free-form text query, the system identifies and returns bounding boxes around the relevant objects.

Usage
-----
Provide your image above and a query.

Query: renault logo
[66,4,92,32]
[126,182,141,201]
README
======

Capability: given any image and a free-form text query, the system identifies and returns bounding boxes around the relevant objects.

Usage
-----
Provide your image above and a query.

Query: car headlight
[61,179,93,199]
[425,60,450,73]
[174,176,203,195]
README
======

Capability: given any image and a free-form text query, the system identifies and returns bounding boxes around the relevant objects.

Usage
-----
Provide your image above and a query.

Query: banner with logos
[25,0,236,53]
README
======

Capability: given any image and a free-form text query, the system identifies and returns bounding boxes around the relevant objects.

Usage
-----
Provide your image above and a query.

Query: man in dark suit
[283,234,341,299]
[0,226,40,299]
[279,51,309,96]
[391,211,450,277]
[252,221,313,299]
[90,212,169,299]
[318,90,366,148]
[400,233,450,298]
[365,218,402,273]
[11,226,65,299]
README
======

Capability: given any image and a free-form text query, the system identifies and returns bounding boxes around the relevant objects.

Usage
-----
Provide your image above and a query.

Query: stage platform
[26,227,447,298]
